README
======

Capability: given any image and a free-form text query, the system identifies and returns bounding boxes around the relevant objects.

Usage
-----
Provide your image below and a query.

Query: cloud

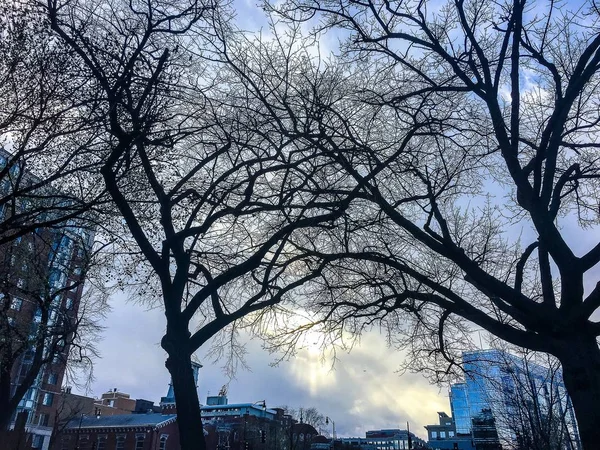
[82,293,447,440]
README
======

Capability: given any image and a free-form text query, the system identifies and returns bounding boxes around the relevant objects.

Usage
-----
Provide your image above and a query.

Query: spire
[160,361,202,407]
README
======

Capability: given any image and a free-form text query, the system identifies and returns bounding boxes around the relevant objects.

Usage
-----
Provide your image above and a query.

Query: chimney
[161,402,177,415]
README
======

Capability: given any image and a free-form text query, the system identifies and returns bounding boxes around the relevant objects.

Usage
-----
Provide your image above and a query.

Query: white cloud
[81,294,447,440]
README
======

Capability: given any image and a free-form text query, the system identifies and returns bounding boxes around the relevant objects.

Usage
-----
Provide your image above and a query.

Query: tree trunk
[557,335,600,450]
[164,342,206,450]
[0,359,15,430]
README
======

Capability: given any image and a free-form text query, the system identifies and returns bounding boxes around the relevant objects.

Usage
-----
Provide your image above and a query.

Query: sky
[77,0,449,440]
[81,292,449,440]
[70,0,600,442]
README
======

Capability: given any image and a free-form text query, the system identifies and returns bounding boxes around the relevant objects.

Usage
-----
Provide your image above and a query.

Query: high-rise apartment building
[449,349,581,450]
[0,148,94,450]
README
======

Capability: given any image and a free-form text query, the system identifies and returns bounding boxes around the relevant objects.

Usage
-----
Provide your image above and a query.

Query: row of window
[7,294,75,313]
[61,433,169,450]
[429,430,455,439]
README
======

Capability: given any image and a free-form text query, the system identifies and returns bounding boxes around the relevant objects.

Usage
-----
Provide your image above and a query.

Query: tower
[160,361,202,407]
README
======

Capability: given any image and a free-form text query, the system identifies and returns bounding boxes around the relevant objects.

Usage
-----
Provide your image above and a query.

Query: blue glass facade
[448,350,581,449]
[449,383,470,435]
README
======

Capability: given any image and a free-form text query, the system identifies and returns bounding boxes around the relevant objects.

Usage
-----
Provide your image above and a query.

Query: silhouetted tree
[0,224,107,430]
[45,1,353,449]
[229,1,600,448]
[0,2,109,430]
[280,406,326,437]
[480,346,580,450]
[0,0,105,243]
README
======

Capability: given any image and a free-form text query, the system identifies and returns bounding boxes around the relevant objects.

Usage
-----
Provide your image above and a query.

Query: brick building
[56,414,178,450]
[52,392,304,450]
[0,148,94,450]
[93,389,137,416]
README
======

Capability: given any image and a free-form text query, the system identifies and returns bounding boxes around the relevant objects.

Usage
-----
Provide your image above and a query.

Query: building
[0,148,94,450]
[339,428,426,450]
[470,410,501,450]
[199,392,295,450]
[56,413,178,450]
[52,382,299,450]
[290,423,320,450]
[133,399,161,414]
[93,389,136,416]
[54,388,96,428]
[447,349,581,450]
[424,412,474,450]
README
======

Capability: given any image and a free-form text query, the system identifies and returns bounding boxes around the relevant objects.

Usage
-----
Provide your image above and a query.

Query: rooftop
[65,413,176,429]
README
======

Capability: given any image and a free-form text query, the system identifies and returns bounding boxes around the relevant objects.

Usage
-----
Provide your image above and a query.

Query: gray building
[424,412,474,450]
[339,428,426,450]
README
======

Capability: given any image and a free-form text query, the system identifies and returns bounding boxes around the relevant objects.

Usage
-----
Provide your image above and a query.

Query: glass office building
[449,383,470,435]
[449,350,581,449]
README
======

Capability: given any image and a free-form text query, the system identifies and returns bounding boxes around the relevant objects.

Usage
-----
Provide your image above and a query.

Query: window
[38,413,49,426]
[449,431,455,437]
[8,317,15,326]
[431,431,437,439]
[79,435,90,449]
[440,431,446,438]
[31,434,44,448]
[97,435,107,450]
[135,433,145,450]
[61,436,71,450]
[65,297,74,310]
[159,435,168,450]
[42,392,54,406]
[116,435,126,450]
[47,373,58,385]
[10,297,22,310]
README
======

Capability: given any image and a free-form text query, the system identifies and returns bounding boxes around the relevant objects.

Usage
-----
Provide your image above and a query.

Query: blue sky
[76,0,600,440]
[74,3,451,439]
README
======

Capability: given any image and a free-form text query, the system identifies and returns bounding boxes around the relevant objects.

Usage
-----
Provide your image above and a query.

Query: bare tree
[214,0,600,448]
[0,0,106,244]
[48,388,95,449]
[44,1,353,449]
[280,406,326,435]
[475,346,580,450]
[0,2,111,431]
[0,223,107,430]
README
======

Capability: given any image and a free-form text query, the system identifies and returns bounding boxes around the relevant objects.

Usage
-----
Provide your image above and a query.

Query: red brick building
[55,413,179,450]
[0,148,94,450]
[93,389,137,416]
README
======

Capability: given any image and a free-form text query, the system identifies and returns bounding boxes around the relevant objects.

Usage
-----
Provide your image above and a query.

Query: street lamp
[325,417,335,450]
[253,400,267,417]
